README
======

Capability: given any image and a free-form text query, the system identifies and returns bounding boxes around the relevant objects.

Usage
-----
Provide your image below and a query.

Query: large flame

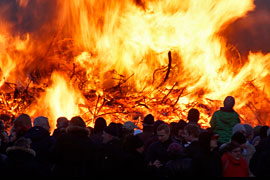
[0,0,270,129]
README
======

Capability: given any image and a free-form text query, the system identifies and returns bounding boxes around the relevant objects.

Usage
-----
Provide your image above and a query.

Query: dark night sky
[224,0,270,56]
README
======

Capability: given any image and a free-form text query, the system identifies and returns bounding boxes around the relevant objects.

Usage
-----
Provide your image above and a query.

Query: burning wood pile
[0,0,270,130]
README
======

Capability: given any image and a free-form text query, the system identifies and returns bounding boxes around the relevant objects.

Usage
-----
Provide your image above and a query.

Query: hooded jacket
[221,153,249,177]
[210,108,240,144]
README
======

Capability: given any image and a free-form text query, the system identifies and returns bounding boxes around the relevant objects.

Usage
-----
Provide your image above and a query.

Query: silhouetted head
[94,117,107,133]
[56,117,69,129]
[224,96,235,109]
[70,116,86,127]
[187,108,200,124]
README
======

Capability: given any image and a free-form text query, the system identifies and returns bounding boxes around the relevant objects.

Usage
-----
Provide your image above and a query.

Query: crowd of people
[0,95,269,177]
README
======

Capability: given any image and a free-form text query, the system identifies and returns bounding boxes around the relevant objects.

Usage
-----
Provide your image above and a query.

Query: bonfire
[0,0,270,131]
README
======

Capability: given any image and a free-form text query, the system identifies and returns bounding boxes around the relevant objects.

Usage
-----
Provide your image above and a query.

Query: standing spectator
[3,137,45,177]
[259,125,269,141]
[51,116,96,177]
[249,129,270,177]
[90,117,107,145]
[122,121,137,139]
[137,114,157,151]
[187,108,200,125]
[191,131,222,177]
[210,96,240,145]
[232,123,247,137]
[24,116,55,175]
[221,142,249,177]
[164,142,192,178]
[184,124,201,158]
[146,123,175,166]
[122,135,148,177]
[96,122,124,178]
[171,120,187,146]
[52,117,69,139]
[243,124,254,143]
[12,114,32,141]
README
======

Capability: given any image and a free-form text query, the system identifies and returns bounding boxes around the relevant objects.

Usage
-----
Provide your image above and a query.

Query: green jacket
[210,109,240,144]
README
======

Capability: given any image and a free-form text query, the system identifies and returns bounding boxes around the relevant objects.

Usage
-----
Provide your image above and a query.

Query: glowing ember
[0,0,270,130]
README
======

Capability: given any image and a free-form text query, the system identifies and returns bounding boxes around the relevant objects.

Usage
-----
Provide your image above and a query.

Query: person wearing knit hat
[232,123,247,136]
[210,96,240,145]
[4,137,48,177]
[33,116,50,131]
[24,116,55,169]
[243,124,254,143]
[103,122,119,144]
[13,113,32,140]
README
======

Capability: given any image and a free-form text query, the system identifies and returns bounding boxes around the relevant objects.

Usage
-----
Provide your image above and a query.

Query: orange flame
[1,0,270,129]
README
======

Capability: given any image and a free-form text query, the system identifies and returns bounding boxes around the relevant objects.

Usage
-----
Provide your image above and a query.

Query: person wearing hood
[210,96,240,145]
[23,116,55,177]
[221,141,249,177]
[191,131,222,177]
[51,116,96,177]
[3,137,46,177]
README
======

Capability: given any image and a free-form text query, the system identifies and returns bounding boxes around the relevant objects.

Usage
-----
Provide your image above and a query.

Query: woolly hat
[70,116,86,127]
[232,123,246,135]
[243,124,253,137]
[142,114,154,125]
[223,96,235,109]
[34,116,50,131]
[123,121,137,131]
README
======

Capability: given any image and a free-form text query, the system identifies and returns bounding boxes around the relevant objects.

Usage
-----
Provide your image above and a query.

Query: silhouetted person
[12,114,32,141]
[122,135,148,177]
[24,116,55,176]
[191,131,222,177]
[184,124,201,158]
[51,116,96,177]
[90,117,107,145]
[164,143,192,178]
[52,117,69,139]
[137,114,157,151]
[187,108,200,125]
[3,137,45,177]
[146,123,175,166]
[96,122,124,178]
[210,96,240,145]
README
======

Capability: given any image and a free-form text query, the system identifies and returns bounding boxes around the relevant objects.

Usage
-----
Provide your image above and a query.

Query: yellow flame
[44,72,85,128]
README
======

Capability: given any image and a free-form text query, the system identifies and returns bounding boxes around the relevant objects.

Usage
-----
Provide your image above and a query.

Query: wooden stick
[172,87,186,108]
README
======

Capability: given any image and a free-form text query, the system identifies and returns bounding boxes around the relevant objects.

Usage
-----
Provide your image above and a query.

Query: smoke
[224,0,270,57]
[0,0,58,34]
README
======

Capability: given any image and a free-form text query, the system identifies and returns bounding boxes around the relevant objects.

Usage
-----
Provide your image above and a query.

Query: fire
[0,0,270,129]
[43,72,85,129]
